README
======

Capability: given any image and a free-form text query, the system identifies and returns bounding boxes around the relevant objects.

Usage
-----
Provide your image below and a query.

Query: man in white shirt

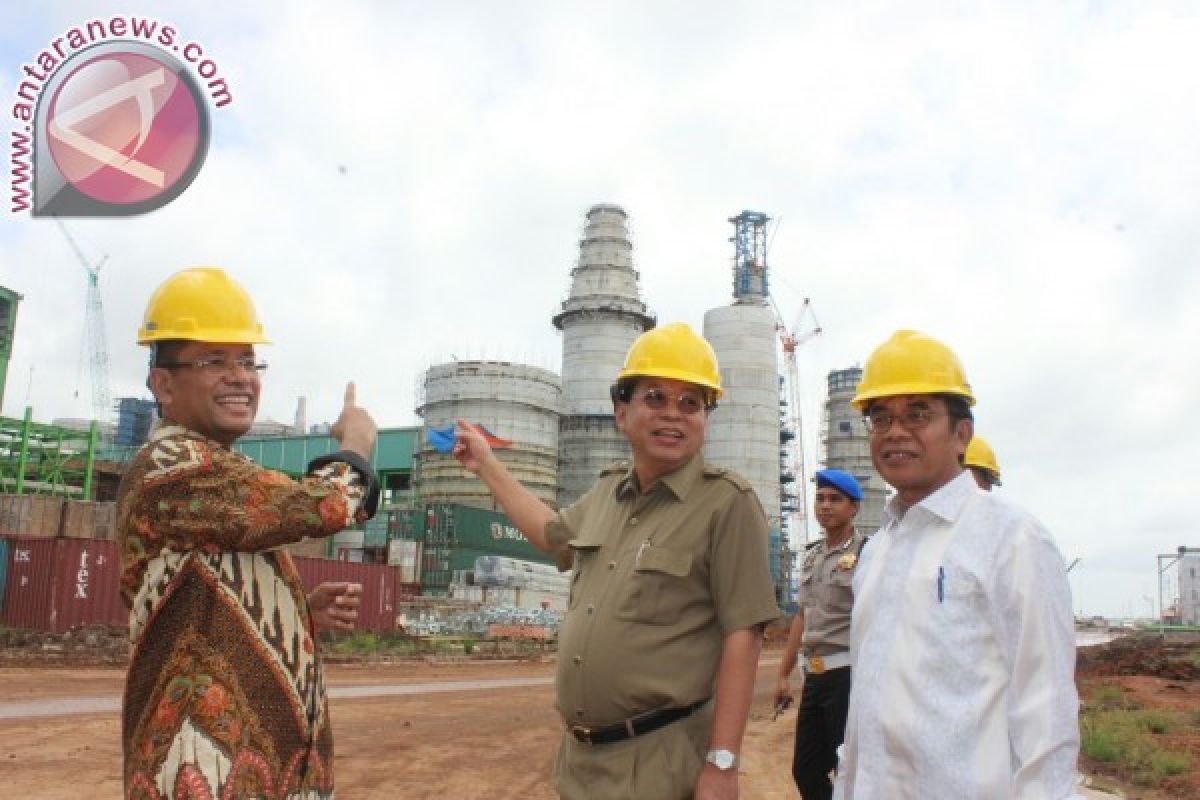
[834,330,1081,800]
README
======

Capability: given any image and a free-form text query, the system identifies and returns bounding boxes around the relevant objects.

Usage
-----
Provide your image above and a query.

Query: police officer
[454,322,779,800]
[964,435,1001,491]
[774,469,865,800]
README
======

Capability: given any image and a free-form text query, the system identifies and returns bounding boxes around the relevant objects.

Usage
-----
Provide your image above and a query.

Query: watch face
[707,749,737,770]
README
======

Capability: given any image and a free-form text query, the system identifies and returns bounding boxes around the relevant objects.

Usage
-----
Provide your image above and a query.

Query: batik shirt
[117,424,378,800]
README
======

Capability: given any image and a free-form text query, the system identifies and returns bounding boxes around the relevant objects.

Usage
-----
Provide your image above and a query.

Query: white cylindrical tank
[416,360,561,509]
[703,303,781,529]
[553,204,655,507]
[822,367,888,533]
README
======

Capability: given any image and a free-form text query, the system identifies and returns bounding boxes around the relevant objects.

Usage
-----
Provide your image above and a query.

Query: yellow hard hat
[965,435,1001,483]
[137,267,271,345]
[851,330,974,409]
[617,322,723,398]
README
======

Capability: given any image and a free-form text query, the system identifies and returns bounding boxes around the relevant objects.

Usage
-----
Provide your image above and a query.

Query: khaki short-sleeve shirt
[797,530,866,657]
[544,454,780,727]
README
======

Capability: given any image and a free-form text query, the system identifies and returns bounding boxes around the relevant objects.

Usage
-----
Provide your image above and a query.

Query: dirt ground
[0,657,799,800]
[1075,633,1200,800]
[4,634,1198,799]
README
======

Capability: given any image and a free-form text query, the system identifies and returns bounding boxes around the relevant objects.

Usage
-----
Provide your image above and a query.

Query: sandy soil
[0,658,798,799]
[6,641,1189,799]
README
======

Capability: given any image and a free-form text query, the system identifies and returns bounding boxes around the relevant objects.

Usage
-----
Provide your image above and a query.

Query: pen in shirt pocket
[937,566,945,604]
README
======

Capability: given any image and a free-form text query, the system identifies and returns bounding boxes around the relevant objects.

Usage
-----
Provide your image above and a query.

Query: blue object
[815,468,864,501]
[428,425,457,454]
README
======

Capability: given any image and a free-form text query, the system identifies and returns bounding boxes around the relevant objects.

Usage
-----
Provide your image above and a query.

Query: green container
[423,504,553,563]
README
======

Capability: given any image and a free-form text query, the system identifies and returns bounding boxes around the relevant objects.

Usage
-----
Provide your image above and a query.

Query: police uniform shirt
[798,531,866,658]
[544,454,781,727]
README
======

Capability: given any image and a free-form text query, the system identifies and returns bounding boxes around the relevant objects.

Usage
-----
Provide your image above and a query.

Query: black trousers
[791,666,851,800]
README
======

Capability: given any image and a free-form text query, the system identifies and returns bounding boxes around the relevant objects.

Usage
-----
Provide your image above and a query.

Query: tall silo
[415,360,561,510]
[822,366,888,533]
[552,204,655,507]
[703,211,784,600]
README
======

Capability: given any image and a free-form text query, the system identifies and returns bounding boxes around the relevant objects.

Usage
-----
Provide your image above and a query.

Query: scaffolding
[0,408,98,499]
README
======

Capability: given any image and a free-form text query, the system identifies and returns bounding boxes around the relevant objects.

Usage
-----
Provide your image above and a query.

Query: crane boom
[56,220,112,424]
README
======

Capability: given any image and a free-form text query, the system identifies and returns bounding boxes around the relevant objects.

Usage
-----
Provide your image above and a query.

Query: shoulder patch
[144,434,214,486]
[600,460,631,477]
[703,464,752,491]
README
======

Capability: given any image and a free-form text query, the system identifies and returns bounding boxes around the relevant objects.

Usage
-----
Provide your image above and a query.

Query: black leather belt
[568,698,709,745]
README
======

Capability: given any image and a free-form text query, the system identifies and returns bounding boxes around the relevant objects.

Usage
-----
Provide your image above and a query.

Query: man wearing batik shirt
[118,267,379,800]
[834,331,1080,799]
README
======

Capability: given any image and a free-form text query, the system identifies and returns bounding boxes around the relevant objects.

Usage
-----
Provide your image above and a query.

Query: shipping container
[292,556,397,633]
[0,537,9,614]
[0,494,64,538]
[387,540,421,584]
[48,538,126,630]
[422,504,553,563]
[285,536,330,559]
[3,537,56,629]
[0,537,126,632]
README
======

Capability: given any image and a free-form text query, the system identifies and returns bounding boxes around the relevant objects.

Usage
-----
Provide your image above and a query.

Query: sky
[1,1,1197,618]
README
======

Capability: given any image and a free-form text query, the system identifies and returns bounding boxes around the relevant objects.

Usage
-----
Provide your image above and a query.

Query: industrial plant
[0,203,891,633]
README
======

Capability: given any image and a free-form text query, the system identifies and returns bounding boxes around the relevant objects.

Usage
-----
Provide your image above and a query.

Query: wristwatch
[705,749,739,770]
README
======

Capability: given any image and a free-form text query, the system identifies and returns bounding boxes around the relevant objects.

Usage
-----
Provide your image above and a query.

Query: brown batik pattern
[118,425,369,799]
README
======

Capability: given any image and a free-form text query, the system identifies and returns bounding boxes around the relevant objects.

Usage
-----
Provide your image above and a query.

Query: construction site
[0,204,890,635]
[4,207,1200,800]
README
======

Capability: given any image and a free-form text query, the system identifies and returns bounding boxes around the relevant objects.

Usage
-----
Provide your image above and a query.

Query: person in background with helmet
[834,330,1080,799]
[117,267,380,800]
[774,469,865,800]
[964,435,1002,491]
[454,322,780,800]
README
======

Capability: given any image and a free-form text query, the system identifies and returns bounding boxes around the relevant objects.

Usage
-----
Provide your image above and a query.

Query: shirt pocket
[615,545,693,625]
[566,541,602,610]
[824,562,855,612]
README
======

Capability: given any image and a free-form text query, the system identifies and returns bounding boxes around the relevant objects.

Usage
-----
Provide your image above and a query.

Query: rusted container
[0,494,65,538]
[60,501,118,540]
[292,556,397,633]
[1,537,125,632]
[48,538,125,631]
[2,537,56,629]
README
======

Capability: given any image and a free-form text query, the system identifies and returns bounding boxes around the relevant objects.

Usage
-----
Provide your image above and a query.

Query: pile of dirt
[1077,632,1200,681]
[0,624,130,665]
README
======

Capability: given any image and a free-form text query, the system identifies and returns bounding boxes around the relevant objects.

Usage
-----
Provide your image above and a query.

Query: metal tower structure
[56,221,112,425]
[774,297,821,548]
[728,210,770,301]
[706,210,784,602]
[552,204,655,508]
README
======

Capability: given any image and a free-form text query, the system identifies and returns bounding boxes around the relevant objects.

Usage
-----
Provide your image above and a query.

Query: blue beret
[815,468,863,501]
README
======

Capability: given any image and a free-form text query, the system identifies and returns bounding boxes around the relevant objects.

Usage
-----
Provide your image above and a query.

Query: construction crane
[771,295,822,547]
[56,220,112,424]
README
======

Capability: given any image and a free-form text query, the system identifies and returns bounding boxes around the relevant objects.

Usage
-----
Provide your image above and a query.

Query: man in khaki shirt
[454,322,780,800]
[774,469,865,800]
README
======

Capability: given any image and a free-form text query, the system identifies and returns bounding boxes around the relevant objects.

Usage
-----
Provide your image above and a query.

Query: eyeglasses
[636,388,710,415]
[862,408,944,434]
[158,355,268,376]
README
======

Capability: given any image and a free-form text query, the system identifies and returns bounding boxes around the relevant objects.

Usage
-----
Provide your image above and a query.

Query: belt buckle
[808,655,825,674]
[569,725,592,744]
